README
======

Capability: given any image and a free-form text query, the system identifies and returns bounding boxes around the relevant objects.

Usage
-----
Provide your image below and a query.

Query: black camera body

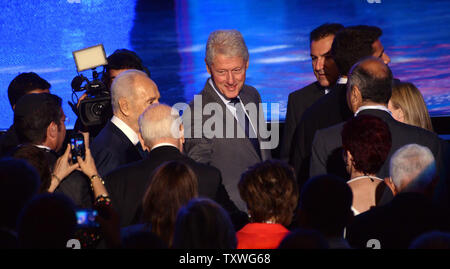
[71,44,111,127]
[71,70,112,127]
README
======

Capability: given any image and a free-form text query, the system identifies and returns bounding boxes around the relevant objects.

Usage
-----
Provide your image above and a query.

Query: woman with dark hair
[237,160,299,249]
[341,114,392,215]
[172,198,236,249]
[122,161,198,247]
[13,144,52,193]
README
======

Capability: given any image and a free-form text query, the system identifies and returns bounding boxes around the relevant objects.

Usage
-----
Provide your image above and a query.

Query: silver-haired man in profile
[183,30,271,211]
[91,69,160,177]
[347,144,450,249]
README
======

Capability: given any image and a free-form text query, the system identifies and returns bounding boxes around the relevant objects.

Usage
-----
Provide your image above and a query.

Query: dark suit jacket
[0,124,20,157]
[347,192,450,249]
[280,82,326,161]
[289,83,352,188]
[55,170,92,208]
[183,79,271,211]
[309,108,448,206]
[33,147,93,208]
[90,121,142,177]
[104,145,244,228]
[310,109,443,182]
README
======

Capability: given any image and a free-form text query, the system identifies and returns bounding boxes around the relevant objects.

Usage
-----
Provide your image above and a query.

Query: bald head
[138,103,183,150]
[347,57,393,112]
[356,57,391,79]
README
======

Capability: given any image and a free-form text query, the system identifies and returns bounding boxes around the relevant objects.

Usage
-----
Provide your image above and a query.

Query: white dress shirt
[208,78,257,135]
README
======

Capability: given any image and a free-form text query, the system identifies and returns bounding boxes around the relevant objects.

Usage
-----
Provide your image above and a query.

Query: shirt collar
[34,144,52,151]
[355,105,392,116]
[111,116,140,145]
[209,78,241,106]
[151,142,178,151]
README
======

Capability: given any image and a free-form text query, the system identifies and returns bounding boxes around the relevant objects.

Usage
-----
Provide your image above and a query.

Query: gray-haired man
[183,30,271,211]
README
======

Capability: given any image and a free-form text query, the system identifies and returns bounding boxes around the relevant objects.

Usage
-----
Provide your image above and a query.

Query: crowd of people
[1,23,449,249]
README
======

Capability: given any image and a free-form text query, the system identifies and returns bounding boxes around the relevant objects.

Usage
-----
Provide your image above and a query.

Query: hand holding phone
[50,144,79,191]
[70,133,86,164]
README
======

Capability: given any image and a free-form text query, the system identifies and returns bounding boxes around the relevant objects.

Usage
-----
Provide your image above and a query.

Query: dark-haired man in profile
[103,48,151,90]
[13,93,91,207]
[0,72,51,157]
[281,23,343,161]
[290,25,391,189]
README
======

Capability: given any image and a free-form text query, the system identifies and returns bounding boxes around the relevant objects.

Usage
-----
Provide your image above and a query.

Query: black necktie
[229,97,261,158]
[135,141,147,158]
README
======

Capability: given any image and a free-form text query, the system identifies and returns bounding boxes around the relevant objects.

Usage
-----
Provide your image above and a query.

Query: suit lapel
[202,82,261,161]
[239,86,263,160]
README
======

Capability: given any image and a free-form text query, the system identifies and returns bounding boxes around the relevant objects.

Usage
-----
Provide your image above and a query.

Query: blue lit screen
[0,0,449,129]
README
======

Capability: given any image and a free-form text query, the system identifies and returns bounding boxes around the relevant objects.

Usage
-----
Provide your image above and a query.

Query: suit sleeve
[92,148,120,177]
[213,172,249,231]
[55,170,92,208]
[182,101,213,164]
[281,93,298,161]
[433,138,450,210]
[289,108,312,185]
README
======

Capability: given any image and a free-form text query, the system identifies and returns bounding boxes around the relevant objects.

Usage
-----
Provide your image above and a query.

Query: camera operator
[72,49,150,138]
[103,48,151,89]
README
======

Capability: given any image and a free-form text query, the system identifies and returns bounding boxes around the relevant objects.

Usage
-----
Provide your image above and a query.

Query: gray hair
[110,69,149,113]
[389,144,436,193]
[205,30,249,66]
[138,103,182,146]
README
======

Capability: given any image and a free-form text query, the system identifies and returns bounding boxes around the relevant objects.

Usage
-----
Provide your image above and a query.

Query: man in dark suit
[289,25,391,189]
[105,103,244,228]
[280,23,343,161]
[347,144,450,249]
[183,30,271,211]
[90,69,160,177]
[310,57,442,183]
[13,93,92,207]
[0,72,51,157]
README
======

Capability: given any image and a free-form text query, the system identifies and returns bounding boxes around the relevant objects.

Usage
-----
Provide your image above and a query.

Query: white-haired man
[91,69,160,176]
[105,103,244,228]
[347,144,450,249]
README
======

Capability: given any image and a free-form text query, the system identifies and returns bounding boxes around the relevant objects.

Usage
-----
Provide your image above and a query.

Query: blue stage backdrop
[0,0,449,129]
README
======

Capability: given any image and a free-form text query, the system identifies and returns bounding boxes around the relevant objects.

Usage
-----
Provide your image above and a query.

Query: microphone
[71,75,88,91]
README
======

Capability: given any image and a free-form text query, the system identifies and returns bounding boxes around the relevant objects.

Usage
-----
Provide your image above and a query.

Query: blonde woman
[388,82,433,131]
